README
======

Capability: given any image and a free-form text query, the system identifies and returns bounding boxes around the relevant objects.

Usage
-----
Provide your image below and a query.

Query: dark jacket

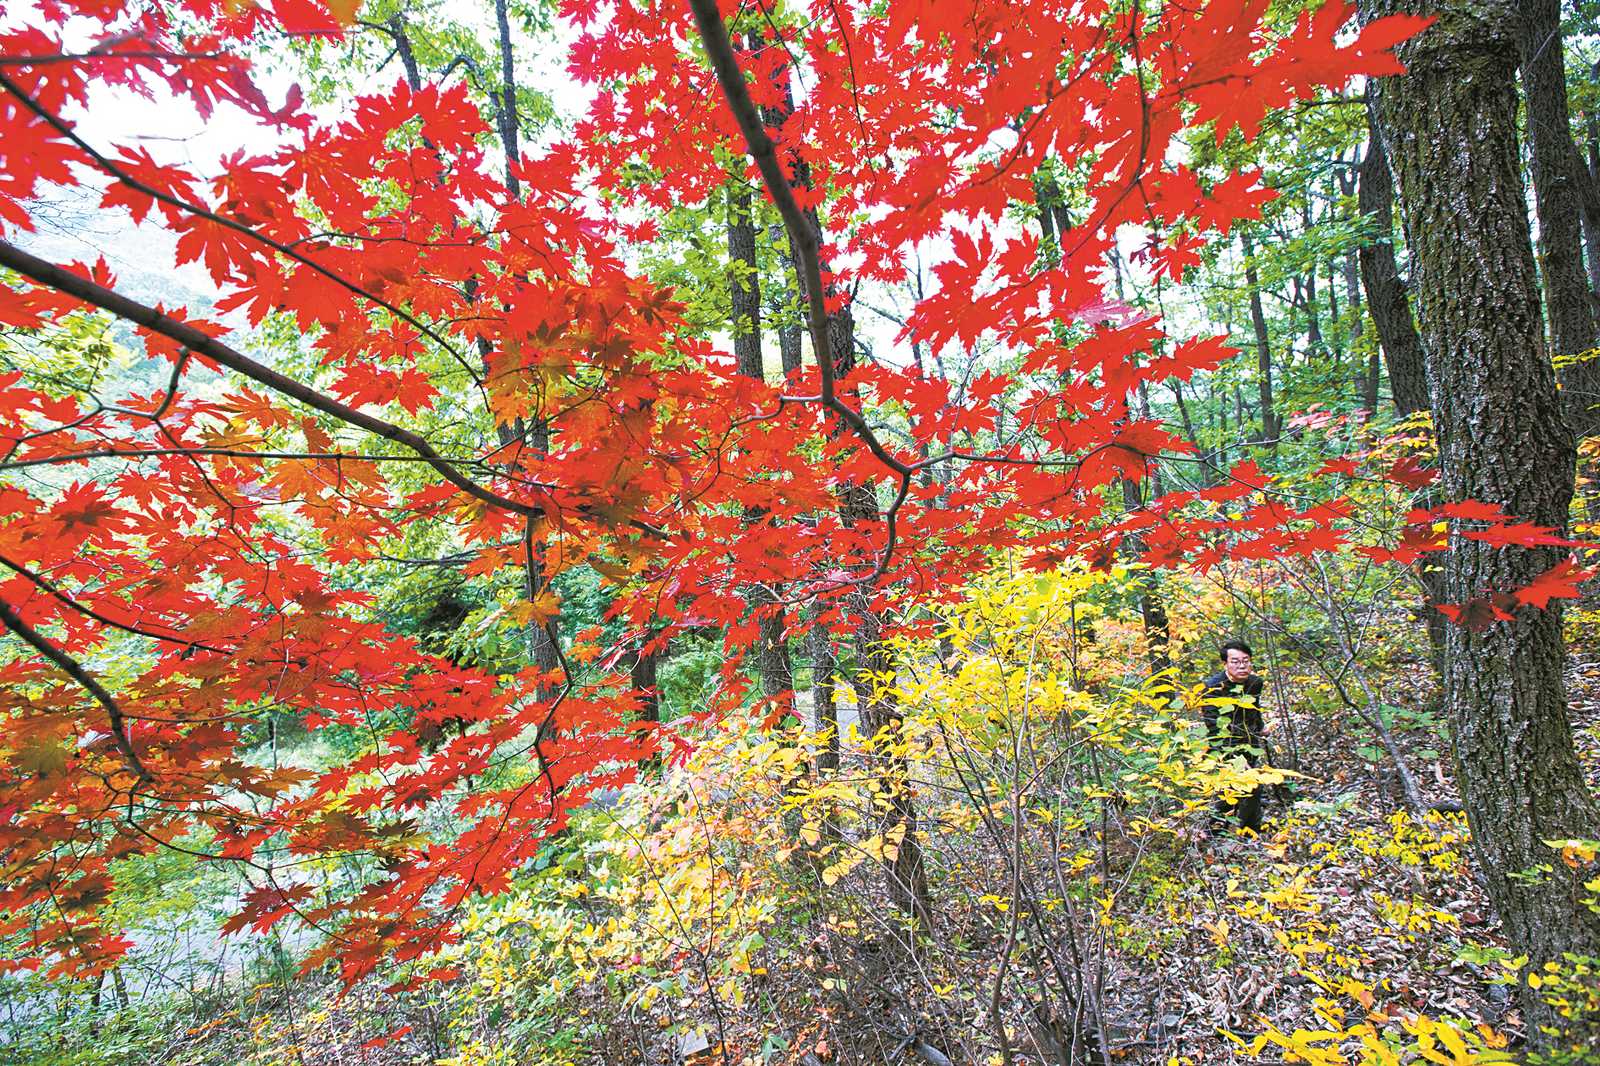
[1201,670,1265,760]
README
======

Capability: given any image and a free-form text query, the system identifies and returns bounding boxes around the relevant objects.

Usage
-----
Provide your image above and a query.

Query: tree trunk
[493,0,521,199]
[1033,168,1074,262]
[630,634,662,726]
[725,12,932,935]
[1301,196,1322,354]
[728,177,793,708]
[1366,0,1600,1048]
[771,222,803,377]
[1356,113,1429,418]
[728,181,762,379]
[753,28,804,379]
[832,300,934,944]
[1355,121,1448,674]
[849,582,934,941]
[1344,248,1380,415]
[1586,113,1600,294]
[1119,476,1171,674]
[1109,261,1173,672]
[1520,0,1600,435]
[481,6,562,688]
[807,603,838,772]
[1240,232,1279,443]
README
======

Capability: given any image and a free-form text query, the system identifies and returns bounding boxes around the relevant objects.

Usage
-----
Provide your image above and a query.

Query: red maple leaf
[1514,558,1595,610]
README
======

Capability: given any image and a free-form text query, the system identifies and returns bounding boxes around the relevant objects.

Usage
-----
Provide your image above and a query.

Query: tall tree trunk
[724,9,931,935]
[1240,232,1279,443]
[1326,260,1341,357]
[630,634,662,726]
[753,29,804,379]
[1343,247,1379,414]
[728,181,762,379]
[770,223,803,377]
[464,4,562,689]
[1109,262,1171,673]
[1521,0,1600,435]
[1366,1,1600,1048]
[493,0,520,199]
[1033,167,1074,262]
[807,602,838,772]
[1586,113,1600,294]
[1169,380,1212,486]
[1356,120,1446,673]
[1119,476,1171,674]
[1356,112,1430,417]
[832,301,934,945]
[386,22,552,692]
[728,179,793,707]
[1301,196,1322,354]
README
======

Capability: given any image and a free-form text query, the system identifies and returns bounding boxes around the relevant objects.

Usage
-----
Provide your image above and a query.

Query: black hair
[1219,639,1254,662]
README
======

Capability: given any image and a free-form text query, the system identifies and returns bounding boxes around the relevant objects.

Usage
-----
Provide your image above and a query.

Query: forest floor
[26,643,1600,1066]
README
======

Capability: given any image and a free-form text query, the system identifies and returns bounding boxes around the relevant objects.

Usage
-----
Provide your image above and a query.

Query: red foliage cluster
[0,0,1444,984]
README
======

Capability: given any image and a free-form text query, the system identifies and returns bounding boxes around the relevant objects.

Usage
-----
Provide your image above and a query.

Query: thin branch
[0,70,483,384]
[0,238,544,520]
[0,551,228,655]
[0,595,151,781]
[0,446,520,474]
[686,0,910,480]
[0,50,227,67]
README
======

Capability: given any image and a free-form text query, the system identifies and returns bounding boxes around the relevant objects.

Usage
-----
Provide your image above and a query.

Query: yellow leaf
[509,589,562,627]
[324,0,362,23]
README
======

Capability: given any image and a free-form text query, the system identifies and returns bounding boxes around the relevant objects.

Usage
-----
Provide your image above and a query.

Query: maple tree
[7,0,1583,1000]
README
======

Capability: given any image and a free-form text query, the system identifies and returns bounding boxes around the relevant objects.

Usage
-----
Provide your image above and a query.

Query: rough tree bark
[770,221,804,378]
[1355,115,1446,673]
[1521,0,1600,435]
[1239,231,1279,443]
[728,180,762,379]
[1365,0,1600,1048]
[630,635,662,726]
[1355,109,1429,418]
[1586,113,1600,294]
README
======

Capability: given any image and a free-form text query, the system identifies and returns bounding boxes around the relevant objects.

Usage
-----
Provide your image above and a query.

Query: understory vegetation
[7,552,1599,1064]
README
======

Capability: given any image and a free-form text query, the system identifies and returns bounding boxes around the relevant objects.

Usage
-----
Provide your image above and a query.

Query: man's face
[1224,649,1253,682]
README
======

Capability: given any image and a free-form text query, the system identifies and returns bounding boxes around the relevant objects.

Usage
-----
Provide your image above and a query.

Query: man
[1200,639,1266,834]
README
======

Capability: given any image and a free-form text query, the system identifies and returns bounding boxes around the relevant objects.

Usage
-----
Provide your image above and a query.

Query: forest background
[2,0,1600,1063]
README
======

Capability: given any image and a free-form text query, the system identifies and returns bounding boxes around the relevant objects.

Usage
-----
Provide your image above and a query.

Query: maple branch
[0,238,545,521]
[0,50,227,67]
[0,71,483,385]
[0,447,522,474]
[691,0,933,590]
[0,594,151,782]
[686,0,911,482]
[0,551,228,655]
